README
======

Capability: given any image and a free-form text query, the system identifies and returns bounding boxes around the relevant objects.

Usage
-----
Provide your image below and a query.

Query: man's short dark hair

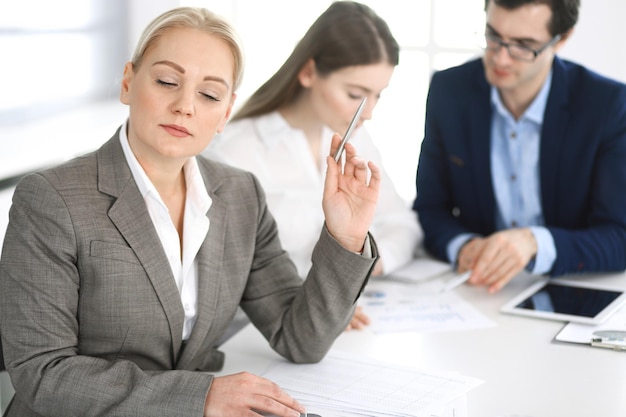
[484,0,580,36]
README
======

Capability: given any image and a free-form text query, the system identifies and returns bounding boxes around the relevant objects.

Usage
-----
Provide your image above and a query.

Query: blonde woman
[0,7,380,417]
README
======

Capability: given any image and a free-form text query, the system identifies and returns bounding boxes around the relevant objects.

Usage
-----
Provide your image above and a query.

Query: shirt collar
[491,68,553,125]
[255,111,335,150]
[119,120,211,213]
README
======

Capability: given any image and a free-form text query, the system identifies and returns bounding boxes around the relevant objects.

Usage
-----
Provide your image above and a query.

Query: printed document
[360,278,496,334]
[262,350,483,417]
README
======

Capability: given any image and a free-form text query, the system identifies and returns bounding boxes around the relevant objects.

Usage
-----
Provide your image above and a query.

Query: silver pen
[440,271,472,293]
[333,96,367,162]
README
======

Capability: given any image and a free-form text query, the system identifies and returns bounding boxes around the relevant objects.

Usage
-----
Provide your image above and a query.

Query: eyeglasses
[479,33,562,62]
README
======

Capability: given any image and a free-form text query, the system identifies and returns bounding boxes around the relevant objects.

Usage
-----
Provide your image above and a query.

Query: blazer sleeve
[0,174,212,417]
[413,64,494,262]
[546,75,626,275]
[236,172,379,364]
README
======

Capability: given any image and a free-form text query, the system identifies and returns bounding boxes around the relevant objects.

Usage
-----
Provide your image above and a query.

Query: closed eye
[156,79,177,88]
[200,92,220,102]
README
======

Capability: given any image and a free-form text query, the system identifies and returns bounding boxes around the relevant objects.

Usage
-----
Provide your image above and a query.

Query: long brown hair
[232,1,399,121]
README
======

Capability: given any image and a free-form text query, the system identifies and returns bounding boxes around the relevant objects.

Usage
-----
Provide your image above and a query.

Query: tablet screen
[515,282,623,318]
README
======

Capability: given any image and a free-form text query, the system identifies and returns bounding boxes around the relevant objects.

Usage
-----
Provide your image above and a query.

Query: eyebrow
[347,84,371,93]
[152,60,230,88]
[485,24,540,45]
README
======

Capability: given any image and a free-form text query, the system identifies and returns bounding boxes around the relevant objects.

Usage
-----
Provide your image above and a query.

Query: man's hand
[457,228,537,293]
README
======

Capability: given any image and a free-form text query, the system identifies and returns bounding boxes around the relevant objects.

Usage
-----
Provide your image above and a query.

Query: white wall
[559,0,626,83]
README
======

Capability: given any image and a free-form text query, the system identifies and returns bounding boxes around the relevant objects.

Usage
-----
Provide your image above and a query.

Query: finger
[350,156,369,184]
[323,155,339,200]
[480,255,516,286]
[469,241,502,283]
[250,379,305,417]
[205,373,306,417]
[488,264,520,294]
[457,251,473,273]
[348,318,365,330]
[479,248,512,284]
[354,305,369,319]
[366,160,381,190]
[329,132,343,159]
[324,133,343,197]
[341,143,364,178]
[352,306,371,327]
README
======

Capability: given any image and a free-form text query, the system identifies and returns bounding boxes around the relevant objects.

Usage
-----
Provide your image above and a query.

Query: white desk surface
[217,270,626,417]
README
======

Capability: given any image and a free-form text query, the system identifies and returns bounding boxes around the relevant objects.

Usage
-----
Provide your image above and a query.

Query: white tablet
[501,278,626,324]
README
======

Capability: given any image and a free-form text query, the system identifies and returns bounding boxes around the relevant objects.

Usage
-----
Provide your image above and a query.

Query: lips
[493,67,510,78]
[161,124,191,137]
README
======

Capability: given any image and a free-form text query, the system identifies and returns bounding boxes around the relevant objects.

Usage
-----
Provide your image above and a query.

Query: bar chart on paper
[360,279,496,334]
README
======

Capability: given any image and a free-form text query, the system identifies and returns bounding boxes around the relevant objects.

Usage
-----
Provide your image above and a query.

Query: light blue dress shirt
[447,71,557,275]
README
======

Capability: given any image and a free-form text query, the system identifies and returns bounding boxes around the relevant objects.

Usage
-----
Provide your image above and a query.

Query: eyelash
[156,79,220,102]
[156,79,176,88]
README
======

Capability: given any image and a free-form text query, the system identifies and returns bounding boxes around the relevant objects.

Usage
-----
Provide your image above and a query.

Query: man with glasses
[413,0,626,293]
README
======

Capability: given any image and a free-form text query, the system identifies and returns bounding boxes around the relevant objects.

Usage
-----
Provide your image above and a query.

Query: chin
[485,71,513,89]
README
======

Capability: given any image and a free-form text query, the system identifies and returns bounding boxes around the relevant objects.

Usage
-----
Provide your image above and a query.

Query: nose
[490,43,514,65]
[170,88,195,117]
[360,98,376,121]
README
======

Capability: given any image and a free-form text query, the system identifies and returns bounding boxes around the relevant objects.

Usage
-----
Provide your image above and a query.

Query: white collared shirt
[119,122,211,340]
[204,111,421,277]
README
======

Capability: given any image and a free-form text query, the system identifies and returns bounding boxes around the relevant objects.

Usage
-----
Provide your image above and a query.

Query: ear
[119,62,134,105]
[297,58,317,88]
[216,93,237,133]
[554,28,574,52]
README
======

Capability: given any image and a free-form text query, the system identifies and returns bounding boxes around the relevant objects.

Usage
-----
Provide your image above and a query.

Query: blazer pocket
[195,347,225,372]
[90,240,141,265]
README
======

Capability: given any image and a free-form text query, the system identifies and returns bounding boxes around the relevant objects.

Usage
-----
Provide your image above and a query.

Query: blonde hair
[131,7,244,91]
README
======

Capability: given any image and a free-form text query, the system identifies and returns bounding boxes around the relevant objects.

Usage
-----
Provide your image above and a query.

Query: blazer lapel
[540,57,570,223]
[176,165,228,369]
[469,68,497,230]
[97,133,185,360]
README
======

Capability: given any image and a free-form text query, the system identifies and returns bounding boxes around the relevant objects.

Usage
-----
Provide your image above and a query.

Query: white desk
[217,271,626,417]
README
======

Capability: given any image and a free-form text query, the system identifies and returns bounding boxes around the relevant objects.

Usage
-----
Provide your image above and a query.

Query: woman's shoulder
[220,111,285,140]
[205,112,286,163]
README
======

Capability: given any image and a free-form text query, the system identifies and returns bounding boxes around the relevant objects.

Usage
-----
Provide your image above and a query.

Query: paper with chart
[360,278,495,334]
[262,350,483,417]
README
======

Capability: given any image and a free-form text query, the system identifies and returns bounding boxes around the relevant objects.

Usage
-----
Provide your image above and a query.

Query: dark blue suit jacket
[413,57,626,276]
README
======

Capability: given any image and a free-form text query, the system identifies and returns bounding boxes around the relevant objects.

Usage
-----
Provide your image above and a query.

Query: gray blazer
[0,131,377,417]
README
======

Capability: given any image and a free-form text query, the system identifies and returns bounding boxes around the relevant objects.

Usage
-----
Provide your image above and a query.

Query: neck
[499,66,551,120]
[127,135,187,192]
[279,93,324,144]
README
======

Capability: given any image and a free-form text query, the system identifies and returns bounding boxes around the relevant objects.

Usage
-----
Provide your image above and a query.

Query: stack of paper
[555,303,626,350]
[360,279,496,334]
[261,350,483,417]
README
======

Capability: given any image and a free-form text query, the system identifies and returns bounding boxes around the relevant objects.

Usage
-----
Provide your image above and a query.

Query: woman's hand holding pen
[323,133,381,252]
